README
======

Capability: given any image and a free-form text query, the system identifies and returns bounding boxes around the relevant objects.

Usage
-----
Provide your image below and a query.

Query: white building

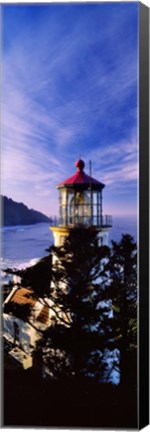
[3,284,51,369]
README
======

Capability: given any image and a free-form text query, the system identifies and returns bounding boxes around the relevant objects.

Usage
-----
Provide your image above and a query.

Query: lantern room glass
[59,187,103,227]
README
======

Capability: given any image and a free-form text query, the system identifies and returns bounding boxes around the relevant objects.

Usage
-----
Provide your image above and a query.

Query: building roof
[9,288,36,307]
[57,159,105,190]
[6,287,50,327]
[37,305,49,325]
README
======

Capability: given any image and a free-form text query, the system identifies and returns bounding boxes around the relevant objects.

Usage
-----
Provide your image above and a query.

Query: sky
[1,2,139,218]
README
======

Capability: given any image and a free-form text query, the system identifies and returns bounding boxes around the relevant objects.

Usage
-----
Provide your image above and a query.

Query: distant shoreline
[1,221,51,228]
[1,195,52,227]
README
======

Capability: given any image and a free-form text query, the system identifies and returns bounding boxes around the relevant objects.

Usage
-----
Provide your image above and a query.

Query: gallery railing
[51,214,112,228]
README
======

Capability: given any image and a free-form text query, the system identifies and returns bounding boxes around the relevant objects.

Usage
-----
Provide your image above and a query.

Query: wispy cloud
[2,3,138,216]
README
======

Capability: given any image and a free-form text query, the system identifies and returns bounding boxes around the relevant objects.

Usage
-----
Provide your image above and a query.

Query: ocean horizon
[1,215,137,284]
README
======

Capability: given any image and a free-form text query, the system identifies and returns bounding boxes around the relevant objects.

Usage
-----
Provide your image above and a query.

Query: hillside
[1,196,51,226]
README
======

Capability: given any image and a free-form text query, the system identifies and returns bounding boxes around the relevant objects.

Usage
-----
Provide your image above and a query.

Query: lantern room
[57,160,112,229]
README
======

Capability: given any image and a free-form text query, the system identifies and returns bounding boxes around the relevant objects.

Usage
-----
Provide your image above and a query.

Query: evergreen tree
[37,227,110,381]
[3,231,137,387]
[105,234,137,385]
[4,254,52,297]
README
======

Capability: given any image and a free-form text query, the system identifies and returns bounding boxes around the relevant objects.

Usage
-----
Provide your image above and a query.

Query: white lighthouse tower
[50,159,112,247]
[49,159,112,326]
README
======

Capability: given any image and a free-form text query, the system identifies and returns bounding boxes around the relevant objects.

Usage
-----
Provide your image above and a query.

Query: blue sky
[1,2,139,218]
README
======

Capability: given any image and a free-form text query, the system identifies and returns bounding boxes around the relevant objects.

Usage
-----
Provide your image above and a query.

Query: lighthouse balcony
[52,214,112,229]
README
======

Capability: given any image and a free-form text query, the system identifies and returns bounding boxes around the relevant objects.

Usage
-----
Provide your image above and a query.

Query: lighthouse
[49,159,112,326]
[50,159,112,247]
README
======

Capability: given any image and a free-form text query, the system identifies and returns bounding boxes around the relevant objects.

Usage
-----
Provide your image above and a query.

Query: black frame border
[139,2,149,429]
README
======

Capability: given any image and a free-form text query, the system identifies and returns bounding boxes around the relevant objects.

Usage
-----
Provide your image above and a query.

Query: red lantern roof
[57,160,105,190]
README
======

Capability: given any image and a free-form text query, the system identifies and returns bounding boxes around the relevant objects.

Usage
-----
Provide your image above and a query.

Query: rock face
[1,196,50,226]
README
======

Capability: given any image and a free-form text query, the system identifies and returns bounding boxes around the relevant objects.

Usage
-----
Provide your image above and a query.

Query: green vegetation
[37,228,111,380]
[3,230,137,428]
[105,234,137,385]
[4,254,52,295]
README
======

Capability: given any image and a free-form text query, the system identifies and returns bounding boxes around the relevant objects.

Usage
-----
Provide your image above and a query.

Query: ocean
[1,216,137,284]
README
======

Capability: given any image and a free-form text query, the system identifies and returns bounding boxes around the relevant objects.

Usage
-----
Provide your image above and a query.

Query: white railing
[51,215,112,228]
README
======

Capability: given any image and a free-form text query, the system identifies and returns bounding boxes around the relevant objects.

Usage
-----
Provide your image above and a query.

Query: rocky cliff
[1,196,51,226]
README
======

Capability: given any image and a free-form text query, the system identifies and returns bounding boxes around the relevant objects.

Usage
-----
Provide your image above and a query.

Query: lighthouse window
[60,190,67,205]
[70,192,90,225]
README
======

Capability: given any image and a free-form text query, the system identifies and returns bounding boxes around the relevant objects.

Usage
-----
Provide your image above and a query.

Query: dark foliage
[4,302,32,321]
[3,231,137,390]
[104,234,137,385]
[4,254,52,297]
[36,228,111,380]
